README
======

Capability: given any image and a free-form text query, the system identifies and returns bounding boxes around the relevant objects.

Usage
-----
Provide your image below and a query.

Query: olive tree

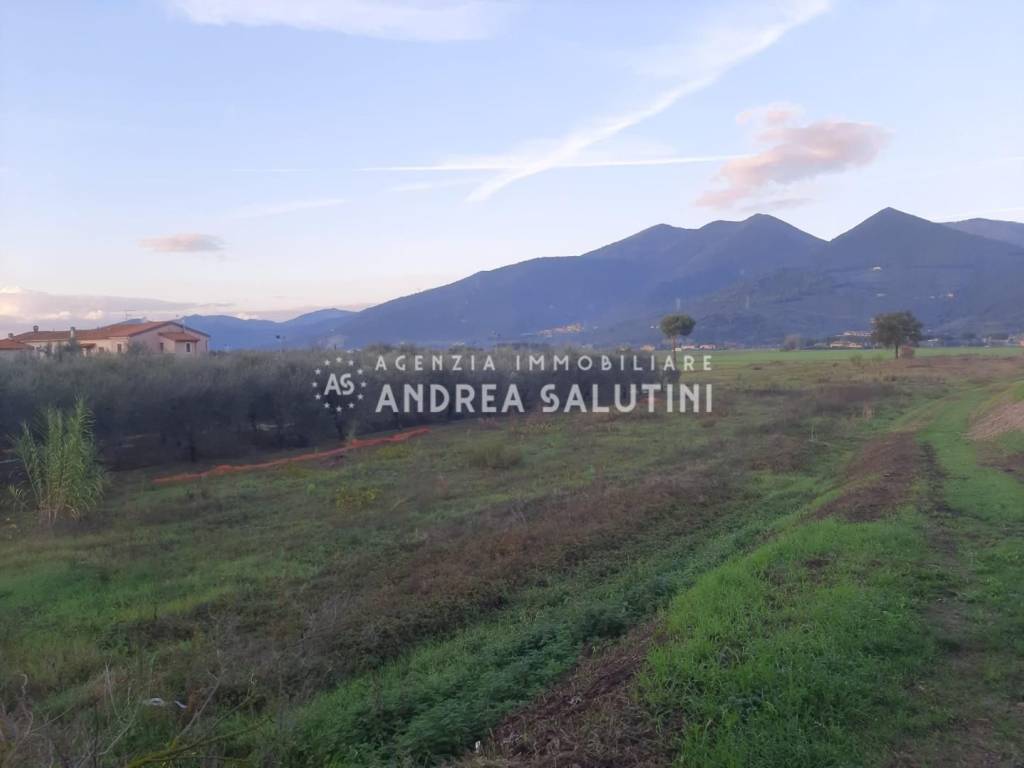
[871,311,923,359]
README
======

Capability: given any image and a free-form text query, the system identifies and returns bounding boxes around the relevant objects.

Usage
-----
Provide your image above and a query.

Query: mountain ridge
[185,208,1024,349]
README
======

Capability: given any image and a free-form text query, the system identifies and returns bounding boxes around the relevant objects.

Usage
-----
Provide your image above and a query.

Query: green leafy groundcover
[641,516,935,768]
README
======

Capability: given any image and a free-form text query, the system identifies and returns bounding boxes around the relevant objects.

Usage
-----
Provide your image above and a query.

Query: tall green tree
[871,311,923,359]
[660,313,696,353]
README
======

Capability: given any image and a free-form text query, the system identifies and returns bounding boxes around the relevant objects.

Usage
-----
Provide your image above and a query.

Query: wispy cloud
[697,106,889,208]
[389,178,479,193]
[0,288,216,329]
[139,233,225,252]
[385,0,827,201]
[168,0,515,42]
[230,197,347,219]
[367,154,743,173]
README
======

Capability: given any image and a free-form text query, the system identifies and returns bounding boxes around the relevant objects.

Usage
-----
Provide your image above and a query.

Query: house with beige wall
[0,338,38,359]
[10,321,210,356]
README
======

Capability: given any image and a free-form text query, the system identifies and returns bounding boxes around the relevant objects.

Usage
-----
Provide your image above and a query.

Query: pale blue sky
[1,0,1021,322]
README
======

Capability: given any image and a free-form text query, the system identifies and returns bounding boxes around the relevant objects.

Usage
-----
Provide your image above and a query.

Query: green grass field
[710,345,1022,366]
[2,351,1022,766]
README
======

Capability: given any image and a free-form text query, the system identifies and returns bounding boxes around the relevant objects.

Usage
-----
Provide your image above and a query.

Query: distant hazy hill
[185,308,355,350]
[943,217,1024,248]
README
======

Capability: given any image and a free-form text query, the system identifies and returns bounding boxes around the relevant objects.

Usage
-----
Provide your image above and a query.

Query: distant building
[0,337,37,359]
[10,321,210,356]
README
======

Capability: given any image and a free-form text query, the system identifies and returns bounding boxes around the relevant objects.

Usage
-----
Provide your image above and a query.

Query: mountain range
[182,308,356,350]
[185,209,1024,349]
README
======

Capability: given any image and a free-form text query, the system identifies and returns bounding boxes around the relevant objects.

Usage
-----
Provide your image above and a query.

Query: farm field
[2,351,1023,767]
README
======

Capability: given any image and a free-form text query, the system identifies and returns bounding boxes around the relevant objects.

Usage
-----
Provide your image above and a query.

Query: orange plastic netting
[151,427,430,486]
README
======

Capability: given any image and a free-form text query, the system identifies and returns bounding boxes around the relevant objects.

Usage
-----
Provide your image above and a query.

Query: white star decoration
[311,360,368,414]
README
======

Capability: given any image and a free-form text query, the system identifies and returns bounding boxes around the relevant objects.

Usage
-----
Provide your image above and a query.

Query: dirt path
[888,420,1024,767]
[453,623,674,768]
[454,394,1024,768]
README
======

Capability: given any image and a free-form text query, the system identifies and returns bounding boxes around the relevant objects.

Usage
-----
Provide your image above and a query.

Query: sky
[1,0,1022,326]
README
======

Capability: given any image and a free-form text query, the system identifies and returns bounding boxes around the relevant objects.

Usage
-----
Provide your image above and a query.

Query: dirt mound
[814,432,923,522]
[455,624,673,768]
[968,400,1024,441]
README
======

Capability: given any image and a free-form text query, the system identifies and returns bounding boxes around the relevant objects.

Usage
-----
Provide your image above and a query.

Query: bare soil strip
[968,400,1024,441]
[812,431,924,522]
[454,623,674,768]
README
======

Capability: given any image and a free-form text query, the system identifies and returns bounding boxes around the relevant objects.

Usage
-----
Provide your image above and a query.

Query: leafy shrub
[10,398,106,526]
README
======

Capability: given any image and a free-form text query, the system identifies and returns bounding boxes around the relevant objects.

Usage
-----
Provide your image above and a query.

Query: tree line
[0,347,662,467]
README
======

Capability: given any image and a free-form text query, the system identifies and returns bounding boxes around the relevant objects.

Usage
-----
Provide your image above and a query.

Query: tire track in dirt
[887,431,1024,767]
[812,431,924,522]
[452,623,675,768]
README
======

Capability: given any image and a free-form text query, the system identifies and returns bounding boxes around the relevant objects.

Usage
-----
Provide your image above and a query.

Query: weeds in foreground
[9,398,106,527]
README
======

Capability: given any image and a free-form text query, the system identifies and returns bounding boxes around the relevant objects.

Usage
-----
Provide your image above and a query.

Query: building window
[116,343,122,353]
[186,342,192,353]
[159,342,164,351]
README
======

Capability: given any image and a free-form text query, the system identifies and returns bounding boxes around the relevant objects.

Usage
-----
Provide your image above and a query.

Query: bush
[10,399,107,526]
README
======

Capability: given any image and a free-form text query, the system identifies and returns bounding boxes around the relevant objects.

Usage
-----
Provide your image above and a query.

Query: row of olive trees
[1,346,665,467]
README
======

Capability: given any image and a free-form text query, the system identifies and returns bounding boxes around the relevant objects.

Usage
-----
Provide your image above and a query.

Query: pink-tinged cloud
[139,233,225,252]
[697,113,889,208]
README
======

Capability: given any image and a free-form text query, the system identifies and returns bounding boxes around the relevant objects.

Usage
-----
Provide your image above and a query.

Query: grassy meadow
[2,350,1023,766]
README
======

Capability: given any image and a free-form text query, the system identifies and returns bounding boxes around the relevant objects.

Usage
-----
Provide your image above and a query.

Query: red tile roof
[0,338,33,351]
[159,332,202,343]
[90,321,172,338]
[11,330,70,342]
[13,321,209,343]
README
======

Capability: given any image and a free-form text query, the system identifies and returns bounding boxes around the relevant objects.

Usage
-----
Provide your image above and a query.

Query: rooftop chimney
[7,333,12,339]
[33,325,39,332]
[70,326,76,339]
